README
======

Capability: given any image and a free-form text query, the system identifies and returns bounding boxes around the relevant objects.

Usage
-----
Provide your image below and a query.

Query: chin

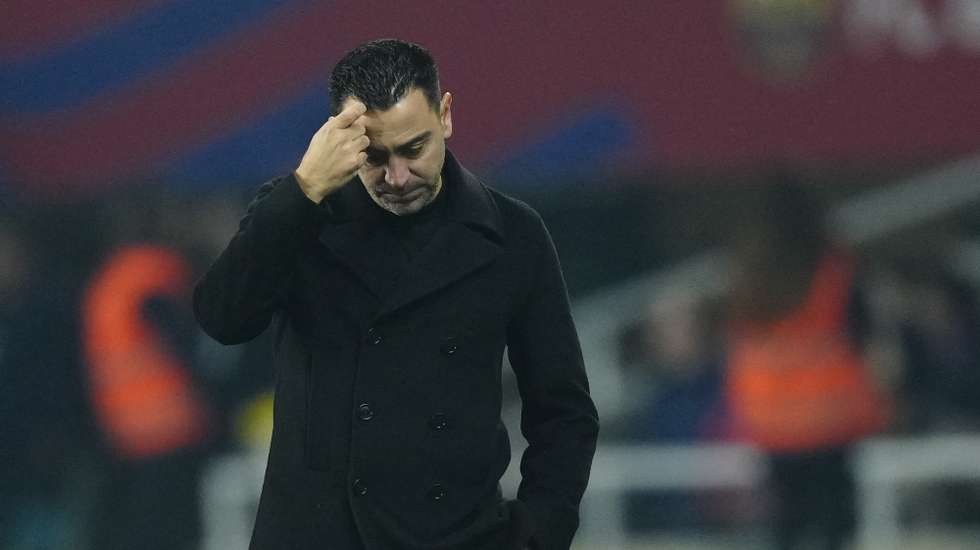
[382,198,426,216]
[379,192,434,216]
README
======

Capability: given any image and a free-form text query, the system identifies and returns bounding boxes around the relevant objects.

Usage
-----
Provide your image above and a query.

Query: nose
[384,157,411,189]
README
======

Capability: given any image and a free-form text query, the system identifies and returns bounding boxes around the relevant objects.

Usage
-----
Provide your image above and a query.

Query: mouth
[380,186,426,203]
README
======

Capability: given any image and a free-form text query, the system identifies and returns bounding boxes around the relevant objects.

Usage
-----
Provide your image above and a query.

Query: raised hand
[294,101,370,203]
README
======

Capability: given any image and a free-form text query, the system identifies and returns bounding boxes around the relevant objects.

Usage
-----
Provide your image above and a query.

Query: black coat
[194,152,598,550]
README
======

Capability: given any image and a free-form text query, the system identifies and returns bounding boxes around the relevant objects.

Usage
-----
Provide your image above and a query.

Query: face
[346,88,453,216]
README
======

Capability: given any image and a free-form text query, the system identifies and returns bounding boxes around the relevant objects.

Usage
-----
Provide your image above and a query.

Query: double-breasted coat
[193,152,599,550]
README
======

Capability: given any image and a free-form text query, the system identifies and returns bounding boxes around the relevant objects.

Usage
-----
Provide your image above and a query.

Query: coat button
[352,478,368,496]
[427,483,446,502]
[428,413,448,431]
[440,337,458,356]
[357,403,375,421]
[367,327,383,346]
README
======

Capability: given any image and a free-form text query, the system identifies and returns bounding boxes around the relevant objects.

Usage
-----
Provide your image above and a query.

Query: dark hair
[328,39,440,115]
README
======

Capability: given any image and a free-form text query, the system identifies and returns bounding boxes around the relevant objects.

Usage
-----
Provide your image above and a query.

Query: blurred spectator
[724,179,891,550]
[630,290,728,443]
[81,190,216,550]
[621,290,737,534]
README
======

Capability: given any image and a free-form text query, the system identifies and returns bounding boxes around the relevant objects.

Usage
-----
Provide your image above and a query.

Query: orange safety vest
[726,253,889,452]
[83,245,210,460]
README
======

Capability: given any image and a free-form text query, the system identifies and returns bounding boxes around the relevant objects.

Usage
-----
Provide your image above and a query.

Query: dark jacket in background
[193,152,599,550]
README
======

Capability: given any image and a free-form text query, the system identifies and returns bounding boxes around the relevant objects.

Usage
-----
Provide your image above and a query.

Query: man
[194,39,598,550]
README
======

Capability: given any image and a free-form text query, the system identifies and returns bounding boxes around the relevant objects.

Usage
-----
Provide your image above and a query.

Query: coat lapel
[379,151,504,317]
[317,151,504,315]
[378,222,500,317]
[317,179,404,300]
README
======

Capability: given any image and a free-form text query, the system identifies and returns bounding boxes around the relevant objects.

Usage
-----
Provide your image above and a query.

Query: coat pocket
[304,346,356,471]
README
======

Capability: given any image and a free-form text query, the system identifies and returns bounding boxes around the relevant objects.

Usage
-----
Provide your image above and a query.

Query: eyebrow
[368,131,432,155]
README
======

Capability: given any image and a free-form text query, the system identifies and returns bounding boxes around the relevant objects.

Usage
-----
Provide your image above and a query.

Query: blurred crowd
[1,174,979,550]
[616,179,980,548]
[0,185,274,550]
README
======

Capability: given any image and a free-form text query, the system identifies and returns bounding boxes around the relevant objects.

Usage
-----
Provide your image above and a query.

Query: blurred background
[3,1,980,549]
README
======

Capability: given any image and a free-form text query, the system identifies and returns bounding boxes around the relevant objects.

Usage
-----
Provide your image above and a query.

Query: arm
[192,175,323,345]
[507,215,599,550]
[194,102,370,344]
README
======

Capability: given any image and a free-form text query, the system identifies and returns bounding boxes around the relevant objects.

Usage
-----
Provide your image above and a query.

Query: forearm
[194,173,323,344]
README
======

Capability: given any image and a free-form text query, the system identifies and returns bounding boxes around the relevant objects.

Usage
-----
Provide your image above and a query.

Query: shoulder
[483,186,551,246]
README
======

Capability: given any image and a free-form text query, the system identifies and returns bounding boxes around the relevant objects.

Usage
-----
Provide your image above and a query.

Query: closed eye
[365,131,432,165]
[400,144,425,159]
[395,132,431,159]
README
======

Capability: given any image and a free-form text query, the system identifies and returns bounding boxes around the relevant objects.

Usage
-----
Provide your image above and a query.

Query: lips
[381,186,426,203]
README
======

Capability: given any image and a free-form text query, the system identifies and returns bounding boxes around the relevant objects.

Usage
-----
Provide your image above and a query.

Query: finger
[348,123,365,136]
[354,151,367,169]
[333,125,366,145]
[354,135,370,151]
[333,101,367,128]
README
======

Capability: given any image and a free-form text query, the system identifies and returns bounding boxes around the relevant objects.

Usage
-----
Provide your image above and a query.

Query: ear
[439,92,453,139]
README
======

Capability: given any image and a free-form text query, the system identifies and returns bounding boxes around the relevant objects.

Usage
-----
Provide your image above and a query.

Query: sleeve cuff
[251,172,326,233]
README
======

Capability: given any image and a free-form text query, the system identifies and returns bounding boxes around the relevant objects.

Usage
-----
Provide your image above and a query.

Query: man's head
[329,39,452,216]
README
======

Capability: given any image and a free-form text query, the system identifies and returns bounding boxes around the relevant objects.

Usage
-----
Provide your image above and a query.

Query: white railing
[573,435,980,549]
[854,435,980,549]
[201,435,980,549]
[200,449,267,550]
[576,443,764,549]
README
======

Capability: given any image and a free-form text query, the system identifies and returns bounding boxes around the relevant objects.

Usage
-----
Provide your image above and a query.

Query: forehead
[344,89,439,147]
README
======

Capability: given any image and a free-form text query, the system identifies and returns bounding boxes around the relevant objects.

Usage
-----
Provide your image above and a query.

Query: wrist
[293,169,326,204]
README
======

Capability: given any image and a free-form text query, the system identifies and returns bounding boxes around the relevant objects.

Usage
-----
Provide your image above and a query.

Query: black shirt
[378,181,448,264]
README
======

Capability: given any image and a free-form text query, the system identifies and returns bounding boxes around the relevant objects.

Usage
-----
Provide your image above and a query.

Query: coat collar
[317,150,503,317]
[321,150,502,237]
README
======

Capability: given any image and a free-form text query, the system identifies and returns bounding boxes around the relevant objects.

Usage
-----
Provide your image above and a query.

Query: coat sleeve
[506,213,599,550]
[193,173,324,345]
